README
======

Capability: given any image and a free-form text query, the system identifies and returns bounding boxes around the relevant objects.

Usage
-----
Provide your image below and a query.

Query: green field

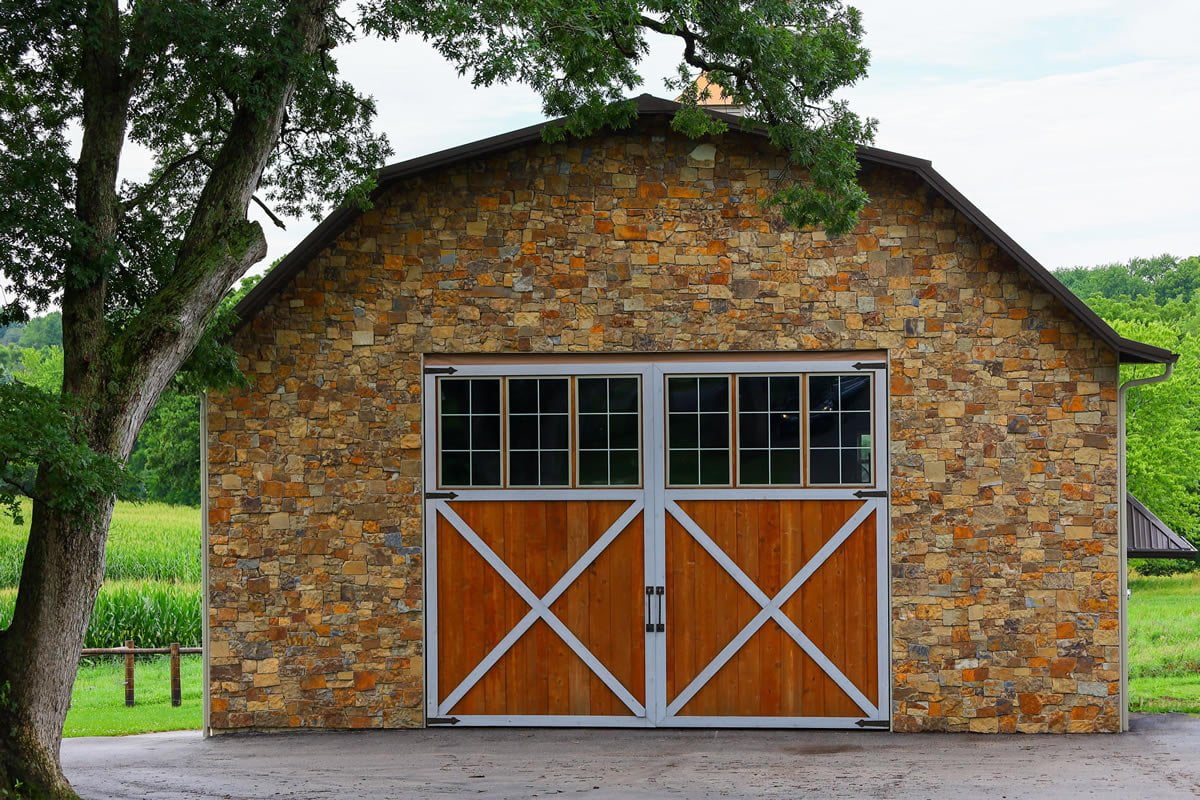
[0,499,200,586]
[1130,573,1200,714]
[0,500,201,648]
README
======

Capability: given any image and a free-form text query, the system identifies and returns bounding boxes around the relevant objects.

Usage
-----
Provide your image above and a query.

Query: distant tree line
[1057,255,1200,574]
[0,276,260,507]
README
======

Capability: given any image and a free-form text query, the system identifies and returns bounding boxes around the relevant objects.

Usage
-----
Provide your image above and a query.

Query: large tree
[0,1,873,794]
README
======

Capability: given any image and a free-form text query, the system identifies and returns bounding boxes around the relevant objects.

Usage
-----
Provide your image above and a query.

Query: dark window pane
[509,414,538,449]
[541,451,569,485]
[609,378,639,413]
[579,451,608,485]
[579,415,608,450]
[669,450,699,485]
[699,412,729,448]
[471,452,501,485]
[609,413,639,450]
[668,377,697,412]
[578,378,608,413]
[610,450,639,485]
[698,377,729,412]
[540,378,569,413]
[440,381,470,414]
[739,413,769,449]
[441,415,470,450]
[508,379,538,414]
[471,416,500,450]
[472,380,500,414]
[809,449,840,484]
[540,414,569,449]
[738,377,768,412]
[770,449,802,484]
[700,450,729,485]
[809,412,838,447]
[809,376,839,412]
[509,451,538,486]
[770,412,801,448]
[442,452,471,485]
[668,414,697,449]
[841,412,871,449]
[842,449,872,484]
[740,449,770,484]
[769,376,801,411]
[841,375,871,411]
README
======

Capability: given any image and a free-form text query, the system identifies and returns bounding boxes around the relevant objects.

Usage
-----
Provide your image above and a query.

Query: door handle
[646,586,665,632]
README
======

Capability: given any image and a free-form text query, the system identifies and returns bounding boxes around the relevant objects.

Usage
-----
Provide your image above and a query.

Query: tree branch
[251,195,287,230]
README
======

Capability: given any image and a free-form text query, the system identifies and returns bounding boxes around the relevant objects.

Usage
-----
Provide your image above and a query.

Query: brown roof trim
[233,95,1177,365]
[1128,493,1198,559]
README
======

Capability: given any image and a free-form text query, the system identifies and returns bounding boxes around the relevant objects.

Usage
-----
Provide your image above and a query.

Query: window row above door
[435,372,876,489]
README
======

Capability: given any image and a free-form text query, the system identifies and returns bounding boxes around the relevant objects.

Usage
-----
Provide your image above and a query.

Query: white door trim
[423,356,891,728]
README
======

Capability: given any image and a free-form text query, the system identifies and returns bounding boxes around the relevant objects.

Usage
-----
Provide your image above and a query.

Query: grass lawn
[66,655,203,737]
[1129,572,1200,714]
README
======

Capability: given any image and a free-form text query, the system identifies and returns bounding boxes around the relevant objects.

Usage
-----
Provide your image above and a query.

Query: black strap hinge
[853,490,887,498]
[426,491,459,500]
[855,719,889,729]
[424,366,458,375]
[428,716,460,725]
[852,361,887,371]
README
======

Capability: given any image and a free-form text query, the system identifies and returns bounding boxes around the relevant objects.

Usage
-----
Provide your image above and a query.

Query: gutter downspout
[1117,361,1174,731]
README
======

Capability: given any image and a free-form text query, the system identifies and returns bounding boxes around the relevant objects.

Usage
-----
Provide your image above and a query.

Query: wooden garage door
[423,359,888,728]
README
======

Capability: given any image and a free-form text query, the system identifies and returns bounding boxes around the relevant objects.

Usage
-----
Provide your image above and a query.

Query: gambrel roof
[234,95,1176,365]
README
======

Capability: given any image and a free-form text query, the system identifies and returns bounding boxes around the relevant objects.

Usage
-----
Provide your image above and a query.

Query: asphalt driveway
[63,713,1200,799]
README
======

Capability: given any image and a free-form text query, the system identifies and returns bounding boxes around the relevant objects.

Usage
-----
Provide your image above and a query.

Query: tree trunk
[0,494,114,799]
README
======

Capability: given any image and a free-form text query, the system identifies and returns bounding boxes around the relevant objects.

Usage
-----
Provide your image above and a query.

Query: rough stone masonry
[207,116,1120,733]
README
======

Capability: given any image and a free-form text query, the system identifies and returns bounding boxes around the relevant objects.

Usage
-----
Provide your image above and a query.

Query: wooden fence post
[124,639,135,707]
[170,643,181,707]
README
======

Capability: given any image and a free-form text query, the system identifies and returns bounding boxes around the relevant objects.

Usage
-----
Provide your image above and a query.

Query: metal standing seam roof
[232,94,1177,366]
[1128,494,1198,559]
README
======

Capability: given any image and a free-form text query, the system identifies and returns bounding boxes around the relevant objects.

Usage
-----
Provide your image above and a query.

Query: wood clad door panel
[663,498,881,721]
[434,500,646,719]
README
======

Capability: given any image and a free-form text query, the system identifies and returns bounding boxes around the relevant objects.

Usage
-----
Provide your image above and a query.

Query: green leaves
[0,381,126,524]
[361,0,875,235]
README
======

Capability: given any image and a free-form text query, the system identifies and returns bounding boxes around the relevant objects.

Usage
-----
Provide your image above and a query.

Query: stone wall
[207,117,1120,733]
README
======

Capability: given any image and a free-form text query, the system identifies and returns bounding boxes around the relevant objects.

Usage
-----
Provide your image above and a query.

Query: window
[737,375,802,485]
[439,378,502,486]
[507,378,570,486]
[577,377,641,486]
[807,374,872,485]
[667,376,731,486]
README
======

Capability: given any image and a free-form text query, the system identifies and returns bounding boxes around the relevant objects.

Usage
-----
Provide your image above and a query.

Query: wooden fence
[81,641,202,707]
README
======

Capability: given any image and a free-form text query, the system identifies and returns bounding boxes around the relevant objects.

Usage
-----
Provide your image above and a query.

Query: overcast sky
[252,2,1196,274]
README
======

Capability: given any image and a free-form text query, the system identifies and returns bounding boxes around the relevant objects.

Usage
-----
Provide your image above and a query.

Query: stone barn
[203,95,1177,736]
